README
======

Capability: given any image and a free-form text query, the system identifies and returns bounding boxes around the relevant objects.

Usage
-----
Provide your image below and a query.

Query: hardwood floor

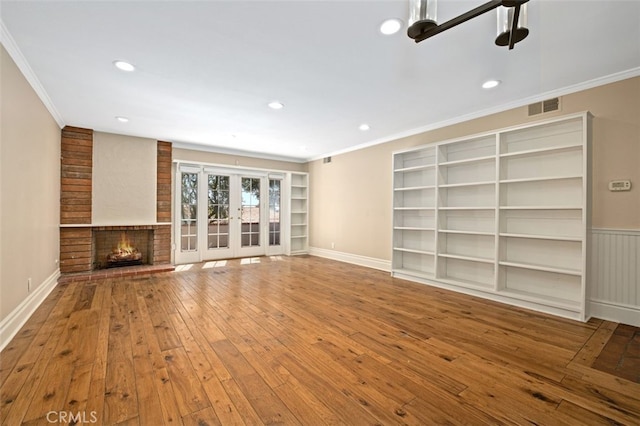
[1,255,639,425]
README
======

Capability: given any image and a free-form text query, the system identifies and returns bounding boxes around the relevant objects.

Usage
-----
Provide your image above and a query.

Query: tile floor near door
[1,255,639,425]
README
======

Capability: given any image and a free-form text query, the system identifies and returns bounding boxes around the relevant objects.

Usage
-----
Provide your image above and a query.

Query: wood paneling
[1,256,638,425]
[60,126,92,225]
[156,141,172,224]
[59,228,92,273]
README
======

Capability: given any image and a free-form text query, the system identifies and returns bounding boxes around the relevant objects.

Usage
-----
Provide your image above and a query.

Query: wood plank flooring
[1,255,639,425]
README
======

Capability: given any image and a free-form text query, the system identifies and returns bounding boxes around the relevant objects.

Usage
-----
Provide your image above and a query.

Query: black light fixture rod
[508,4,522,50]
[413,0,530,45]
[414,0,502,43]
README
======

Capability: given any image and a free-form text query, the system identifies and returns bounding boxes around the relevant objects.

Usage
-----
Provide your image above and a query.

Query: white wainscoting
[590,228,640,327]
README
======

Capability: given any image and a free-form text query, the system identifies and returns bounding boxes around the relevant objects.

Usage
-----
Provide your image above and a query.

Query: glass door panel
[176,170,201,264]
[236,176,264,257]
[207,174,232,253]
[241,177,261,247]
[269,179,281,247]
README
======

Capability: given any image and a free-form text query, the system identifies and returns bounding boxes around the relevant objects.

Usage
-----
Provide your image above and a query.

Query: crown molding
[172,140,307,164]
[1,19,65,128]
[307,67,640,162]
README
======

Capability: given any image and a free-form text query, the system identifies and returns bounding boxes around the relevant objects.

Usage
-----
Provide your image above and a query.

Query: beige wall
[93,132,158,225]
[0,45,61,321]
[309,76,640,261]
[174,147,307,173]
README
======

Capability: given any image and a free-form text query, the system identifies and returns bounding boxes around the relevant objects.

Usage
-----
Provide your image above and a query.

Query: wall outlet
[27,278,32,292]
[331,242,335,249]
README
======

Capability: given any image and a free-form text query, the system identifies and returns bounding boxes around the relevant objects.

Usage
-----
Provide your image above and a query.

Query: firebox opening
[93,229,154,270]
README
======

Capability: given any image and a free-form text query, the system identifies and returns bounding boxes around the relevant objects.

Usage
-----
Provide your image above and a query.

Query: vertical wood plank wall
[60,126,93,224]
[157,141,172,223]
[155,141,172,264]
[59,126,93,273]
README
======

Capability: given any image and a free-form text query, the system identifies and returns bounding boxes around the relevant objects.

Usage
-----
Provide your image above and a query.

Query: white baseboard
[0,269,60,351]
[309,247,391,272]
[589,299,640,328]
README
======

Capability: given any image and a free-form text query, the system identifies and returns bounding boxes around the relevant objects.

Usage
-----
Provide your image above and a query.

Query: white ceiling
[2,1,639,162]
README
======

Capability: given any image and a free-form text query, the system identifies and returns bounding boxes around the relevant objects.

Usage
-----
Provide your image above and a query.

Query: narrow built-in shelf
[499,206,582,210]
[438,253,494,264]
[499,175,582,184]
[394,185,436,191]
[289,172,309,256]
[395,227,435,231]
[394,207,436,211]
[437,277,494,290]
[393,247,435,255]
[440,181,495,189]
[439,206,495,211]
[500,143,582,159]
[499,261,581,276]
[438,155,495,167]
[394,164,436,173]
[498,289,581,312]
[392,268,435,280]
[500,233,582,242]
[440,229,494,236]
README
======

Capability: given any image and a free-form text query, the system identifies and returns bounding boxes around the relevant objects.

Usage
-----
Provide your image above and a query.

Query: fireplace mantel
[60,223,172,228]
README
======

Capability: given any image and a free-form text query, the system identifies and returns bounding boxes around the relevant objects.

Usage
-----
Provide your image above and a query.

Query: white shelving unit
[288,172,309,255]
[392,112,592,321]
[392,147,437,278]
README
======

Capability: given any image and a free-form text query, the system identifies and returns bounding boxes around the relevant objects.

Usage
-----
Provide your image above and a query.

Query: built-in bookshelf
[288,172,309,255]
[392,112,592,321]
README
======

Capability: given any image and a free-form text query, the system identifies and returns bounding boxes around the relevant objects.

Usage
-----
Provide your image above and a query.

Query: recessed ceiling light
[115,116,129,123]
[482,79,501,89]
[380,18,403,35]
[359,124,371,131]
[268,101,284,110]
[113,60,135,72]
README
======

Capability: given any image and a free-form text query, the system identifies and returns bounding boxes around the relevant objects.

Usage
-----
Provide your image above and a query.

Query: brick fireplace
[59,127,173,274]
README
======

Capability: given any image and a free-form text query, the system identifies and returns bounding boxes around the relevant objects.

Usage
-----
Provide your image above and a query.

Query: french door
[175,165,284,264]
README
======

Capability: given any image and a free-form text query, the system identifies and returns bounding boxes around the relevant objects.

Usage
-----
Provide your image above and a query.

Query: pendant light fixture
[495,3,529,48]
[407,0,437,40]
[407,0,530,50]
